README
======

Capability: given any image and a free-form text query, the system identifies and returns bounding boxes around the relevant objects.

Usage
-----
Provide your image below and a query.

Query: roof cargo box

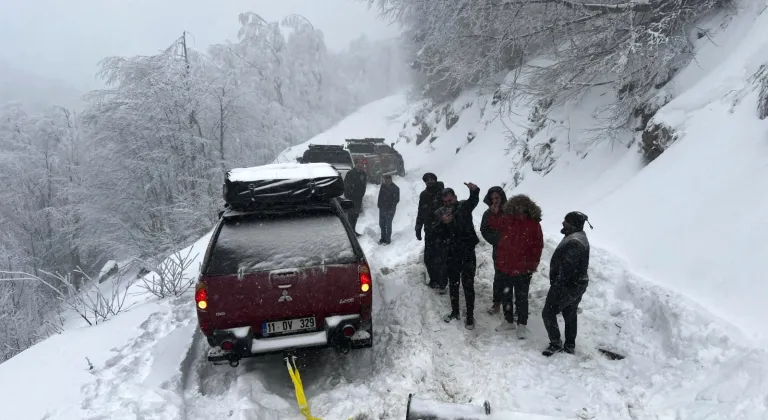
[223,162,344,209]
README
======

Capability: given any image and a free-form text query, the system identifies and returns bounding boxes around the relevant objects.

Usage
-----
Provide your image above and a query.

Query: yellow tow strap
[285,355,323,420]
[285,355,356,420]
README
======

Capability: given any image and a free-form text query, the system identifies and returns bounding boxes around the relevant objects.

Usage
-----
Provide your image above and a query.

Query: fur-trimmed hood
[503,194,542,222]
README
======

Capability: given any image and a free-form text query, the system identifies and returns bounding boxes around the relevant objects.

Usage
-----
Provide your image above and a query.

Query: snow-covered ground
[2,2,768,419]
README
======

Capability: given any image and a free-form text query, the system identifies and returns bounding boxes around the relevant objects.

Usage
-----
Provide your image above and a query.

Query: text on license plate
[262,317,316,335]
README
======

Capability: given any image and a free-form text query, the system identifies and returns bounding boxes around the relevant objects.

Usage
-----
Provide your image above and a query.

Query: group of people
[343,162,400,245]
[344,166,592,356]
[415,172,592,357]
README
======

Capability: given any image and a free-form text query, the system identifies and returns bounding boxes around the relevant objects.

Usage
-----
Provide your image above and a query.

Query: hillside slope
[280,2,768,344]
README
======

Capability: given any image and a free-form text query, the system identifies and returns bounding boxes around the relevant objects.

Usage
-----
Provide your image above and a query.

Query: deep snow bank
[279,2,768,343]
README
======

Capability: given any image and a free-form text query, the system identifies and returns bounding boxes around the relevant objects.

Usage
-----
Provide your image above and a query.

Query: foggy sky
[0,0,400,92]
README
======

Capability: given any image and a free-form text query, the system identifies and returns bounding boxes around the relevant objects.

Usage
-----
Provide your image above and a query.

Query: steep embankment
[281,2,768,345]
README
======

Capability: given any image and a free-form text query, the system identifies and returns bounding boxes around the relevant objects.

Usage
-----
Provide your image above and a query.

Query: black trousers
[492,269,502,305]
[424,233,447,288]
[347,198,363,230]
[498,272,532,325]
[447,247,476,317]
[542,284,587,347]
[379,208,396,242]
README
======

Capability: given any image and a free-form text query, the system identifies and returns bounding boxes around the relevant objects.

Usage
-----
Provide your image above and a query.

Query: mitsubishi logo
[278,289,293,303]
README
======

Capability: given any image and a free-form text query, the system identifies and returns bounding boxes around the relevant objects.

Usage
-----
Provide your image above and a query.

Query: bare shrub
[136,247,199,299]
[0,268,133,326]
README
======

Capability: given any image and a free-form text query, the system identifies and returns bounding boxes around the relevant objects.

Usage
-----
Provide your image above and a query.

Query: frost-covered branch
[135,248,199,299]
[0,268,132,326]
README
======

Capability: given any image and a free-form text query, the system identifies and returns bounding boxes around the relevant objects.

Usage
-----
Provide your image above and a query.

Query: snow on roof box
[226,162,339,183]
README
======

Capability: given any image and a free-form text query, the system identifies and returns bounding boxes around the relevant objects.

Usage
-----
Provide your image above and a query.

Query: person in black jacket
[344,163,368,235]
[479,186,508,315]
[542,211,592,356]
[415,173,447,291]
[377,174,400,244]
[433,182,480,330]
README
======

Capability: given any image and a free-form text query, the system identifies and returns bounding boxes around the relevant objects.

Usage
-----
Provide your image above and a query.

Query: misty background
[0,0,401,108]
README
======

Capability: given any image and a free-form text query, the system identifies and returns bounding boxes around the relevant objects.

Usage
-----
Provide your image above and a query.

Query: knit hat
[441,187,455,197]
[564,211,593,230]
[422,172,437,182]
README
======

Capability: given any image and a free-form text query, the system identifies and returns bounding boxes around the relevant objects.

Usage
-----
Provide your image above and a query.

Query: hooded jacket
[415,181,445,235]
[486,195,544,276]
[480,186,508,261]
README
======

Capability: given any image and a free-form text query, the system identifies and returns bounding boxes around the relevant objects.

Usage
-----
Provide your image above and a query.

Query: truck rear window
[303,151,352,166]
[205,211,357,274]
[346,143,375,154]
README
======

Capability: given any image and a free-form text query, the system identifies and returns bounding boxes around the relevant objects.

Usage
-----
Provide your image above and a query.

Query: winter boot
[495,321,516,332]
[487,303,500,315]
[516,324,528,340]
[443,311,461,323]
[465,315,475,330]
[542,342,563,357]
[563,343,575,354]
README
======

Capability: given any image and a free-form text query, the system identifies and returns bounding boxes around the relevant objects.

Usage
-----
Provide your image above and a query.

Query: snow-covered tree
[366,0,727,123]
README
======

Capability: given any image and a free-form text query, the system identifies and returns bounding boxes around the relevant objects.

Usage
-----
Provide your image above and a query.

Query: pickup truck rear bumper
[206,314,372,365]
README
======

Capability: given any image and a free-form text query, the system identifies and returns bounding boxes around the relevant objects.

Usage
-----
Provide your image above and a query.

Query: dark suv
[345,138,405,184]
[298,144,355,179]
[196,197,374,366]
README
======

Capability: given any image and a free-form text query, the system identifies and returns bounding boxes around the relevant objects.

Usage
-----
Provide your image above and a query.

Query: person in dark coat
[344,162,368,235]
[480,186,508,315]
[486,194,544,340]
[433,182,480,330]
[542,211,592,356]
[377,174,400,244]
[415,172,447,291]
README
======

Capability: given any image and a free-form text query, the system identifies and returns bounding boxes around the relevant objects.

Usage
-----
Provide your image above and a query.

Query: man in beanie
[415,172,447,291]
[542,211,592,356]
[433,182,480,330]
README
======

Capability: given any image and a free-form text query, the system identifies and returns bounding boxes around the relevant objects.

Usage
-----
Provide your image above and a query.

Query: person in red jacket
[486,194,544,339]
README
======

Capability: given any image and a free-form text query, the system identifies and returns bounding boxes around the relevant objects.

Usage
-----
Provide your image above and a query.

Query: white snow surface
[2,4,768,420]
[227,162,339,182]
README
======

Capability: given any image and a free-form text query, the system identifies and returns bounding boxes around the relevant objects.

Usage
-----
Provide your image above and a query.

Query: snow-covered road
[68,171,768,420]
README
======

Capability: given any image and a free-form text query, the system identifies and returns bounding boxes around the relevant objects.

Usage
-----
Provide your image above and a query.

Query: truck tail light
[359,262,372,293]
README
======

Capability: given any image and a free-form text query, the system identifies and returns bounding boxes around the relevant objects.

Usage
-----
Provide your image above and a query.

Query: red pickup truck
[197,163,374,366]
[344,138,405,184]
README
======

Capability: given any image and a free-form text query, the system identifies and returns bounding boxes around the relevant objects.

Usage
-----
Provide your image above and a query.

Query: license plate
[262,317,316,336]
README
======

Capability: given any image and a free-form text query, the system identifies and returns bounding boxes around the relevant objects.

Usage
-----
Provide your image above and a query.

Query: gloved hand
[415,228,422,241]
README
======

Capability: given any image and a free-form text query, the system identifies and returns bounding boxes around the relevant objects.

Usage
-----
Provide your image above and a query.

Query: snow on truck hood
[227,162,339,182]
